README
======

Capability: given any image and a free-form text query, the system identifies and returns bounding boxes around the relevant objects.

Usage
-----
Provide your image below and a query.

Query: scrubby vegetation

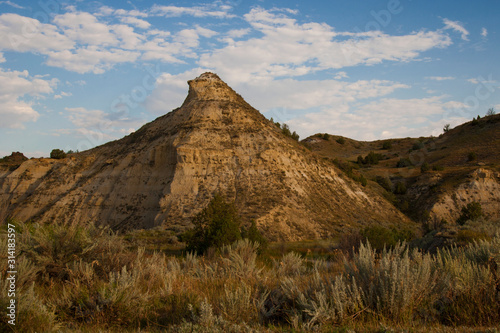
[1,219,499,332]
[357,152,385,166]
[270,119,300,141]
[50,149,67,159]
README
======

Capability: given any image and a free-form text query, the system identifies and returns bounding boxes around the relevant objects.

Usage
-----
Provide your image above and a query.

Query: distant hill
[303,114,500,224]
[0,73,414,241]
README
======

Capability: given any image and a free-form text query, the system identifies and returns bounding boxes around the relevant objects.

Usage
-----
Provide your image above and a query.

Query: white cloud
[288,96,469,140]
[467,78,479,84]
[45,47,141,74]
[64,106,145,144]
[119,16,151,29]
[53,12,117,46]
[97,6,149,18]
[0,1,24,9]
[0,51,4,62]
[334,71,348,80]
[227,28,251,38]
[442,18,469,41]
[0,68,57,128]
[481,27,488,38]
[151,4,235,18]
[0,13,74,53]
[426,76,455,81]
[54,91,72,99]
[0,9,222,73]
[199,8,451,83]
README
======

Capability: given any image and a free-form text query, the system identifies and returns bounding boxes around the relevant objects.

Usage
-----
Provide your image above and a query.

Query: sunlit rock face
[0,73,412,241]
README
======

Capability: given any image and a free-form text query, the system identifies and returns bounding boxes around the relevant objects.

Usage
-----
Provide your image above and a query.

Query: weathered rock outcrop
[0,73,413,240]
[426,168,500,222]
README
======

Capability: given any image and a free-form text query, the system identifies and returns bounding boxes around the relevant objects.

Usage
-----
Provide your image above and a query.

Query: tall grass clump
[344,242,436,323]
[434,240,500,326]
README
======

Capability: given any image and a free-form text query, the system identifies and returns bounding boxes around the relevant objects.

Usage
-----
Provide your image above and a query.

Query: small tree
[281,123,292,137]
[241,220,268,250]
[457,201,483,225]
[183,194,242,254]
[50,149,66,159]
[443,124,450,133]
[486,108,496,116]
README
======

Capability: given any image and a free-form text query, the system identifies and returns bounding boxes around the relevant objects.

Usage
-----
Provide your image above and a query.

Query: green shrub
[396,158,412,168]
[432,164,444,171]
[360,226,398,250]
[50,149,66,159]
[357,152,384,166]
[421,162,430,173]
[457,201,483,225]
[241,220,267,250]
[359,174,368,187]
[382,141,392,149]
[411,141,424,151]
[375,176,392,192]
[394,181,407,195]
[183,194,242,254]
[336,137,345,144]
[467,152,477,162]
[455,229,489,245]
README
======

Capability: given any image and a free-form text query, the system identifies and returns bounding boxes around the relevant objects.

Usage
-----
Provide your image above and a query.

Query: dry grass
[1,220,500,332]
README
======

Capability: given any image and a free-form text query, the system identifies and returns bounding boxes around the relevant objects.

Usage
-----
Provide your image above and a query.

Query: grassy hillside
[303,114,500,222]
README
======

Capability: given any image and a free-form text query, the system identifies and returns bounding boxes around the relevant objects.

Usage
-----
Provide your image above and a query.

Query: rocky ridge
[0,73,413,240]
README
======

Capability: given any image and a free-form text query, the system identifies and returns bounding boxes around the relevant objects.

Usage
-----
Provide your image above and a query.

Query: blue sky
[0,0,499,157]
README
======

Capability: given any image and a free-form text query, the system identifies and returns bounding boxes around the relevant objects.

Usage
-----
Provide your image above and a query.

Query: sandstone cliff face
[427,168,500,222]
[0,73,412,240]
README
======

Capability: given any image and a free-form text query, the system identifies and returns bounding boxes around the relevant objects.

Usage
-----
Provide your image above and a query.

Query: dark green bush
[457,201,483,225]
[359,174,368,187]
[432,164,444,171]
[336,137,345,144]
[241,220,267,250]
[467,152,477,162]
[394,181,407,195]
[183,194,242,254]
[361,226,397,250]
[50,149,67,159]
[358,152,384,166]
[382,141,392,149]
[375,176,392,192]
[421,162,430,173]
[396,158,412,168]
[412,141,425,151]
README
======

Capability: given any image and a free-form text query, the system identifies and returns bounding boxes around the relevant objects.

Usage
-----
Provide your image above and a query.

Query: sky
[0,0,499,157]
